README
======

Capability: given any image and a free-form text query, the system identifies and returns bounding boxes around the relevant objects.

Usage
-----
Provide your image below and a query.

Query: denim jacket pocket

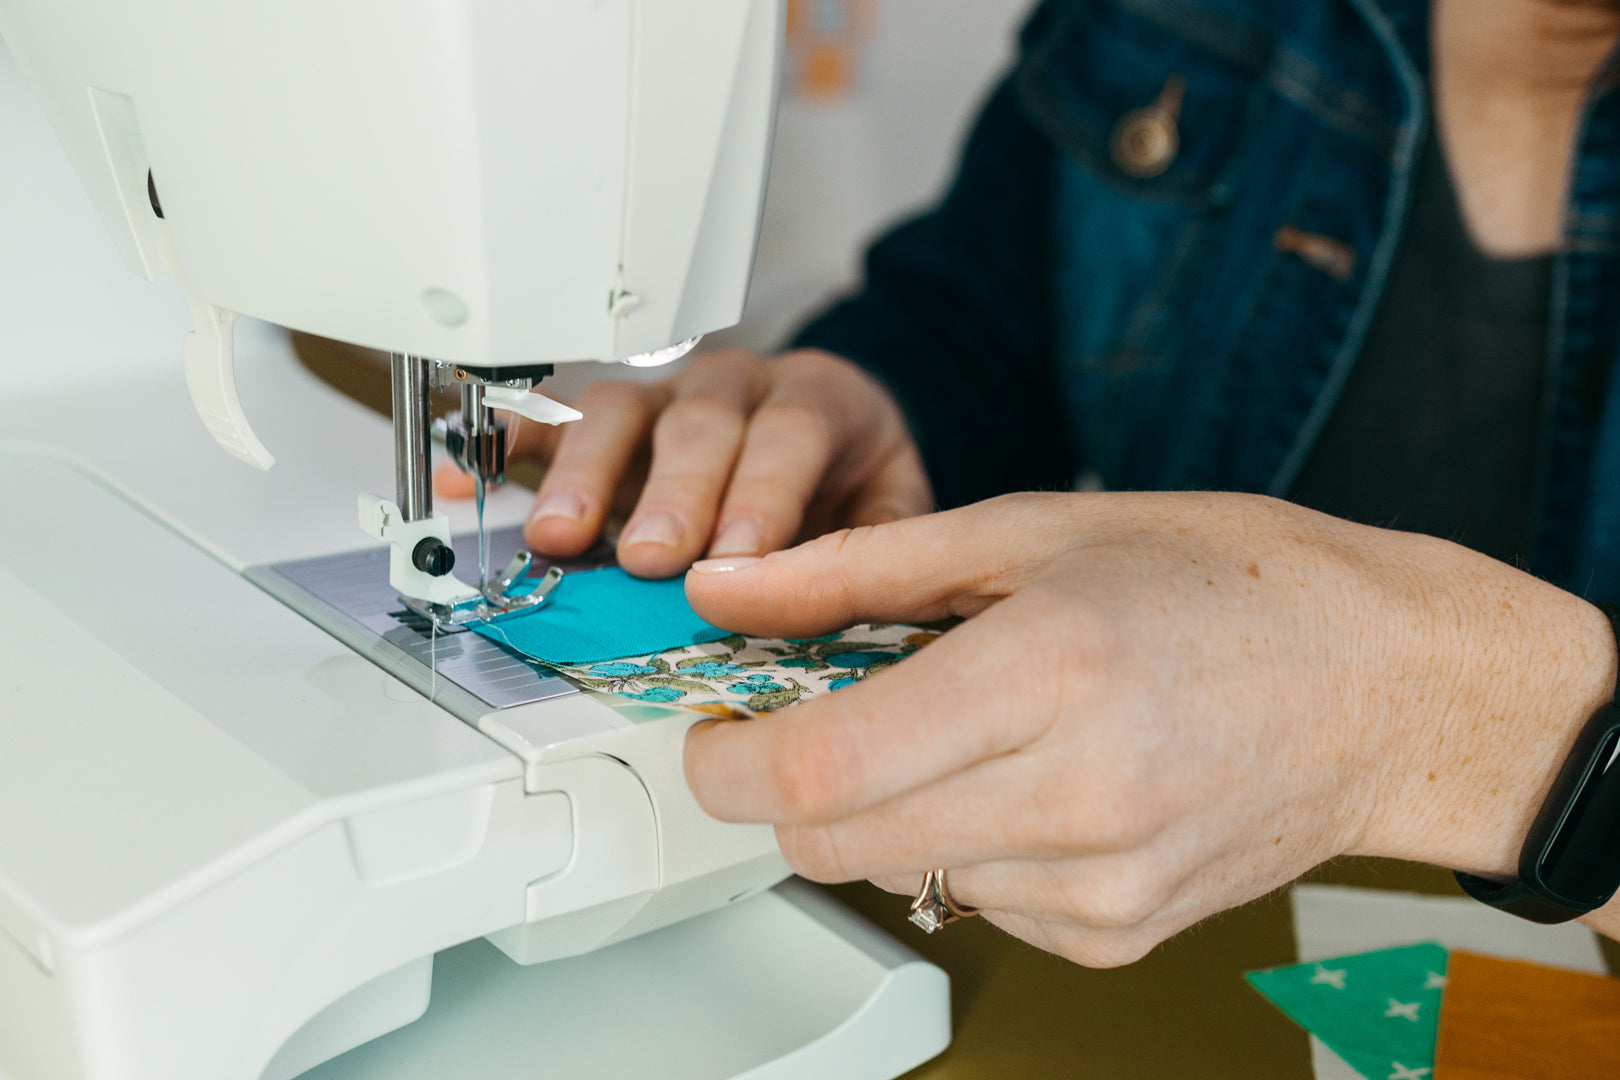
[1011,0,1277,482]
[1015,0,1267,211]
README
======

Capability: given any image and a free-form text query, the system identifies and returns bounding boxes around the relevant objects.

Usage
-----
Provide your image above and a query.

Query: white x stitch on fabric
[1384,999,1422,1022]
[1309,964,1348,989]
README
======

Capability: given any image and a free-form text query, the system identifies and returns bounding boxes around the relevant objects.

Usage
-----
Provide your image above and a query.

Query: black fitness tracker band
[1455,603,1620,924]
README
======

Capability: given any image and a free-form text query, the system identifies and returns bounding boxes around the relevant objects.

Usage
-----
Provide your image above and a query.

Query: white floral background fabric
[549,622,947,718]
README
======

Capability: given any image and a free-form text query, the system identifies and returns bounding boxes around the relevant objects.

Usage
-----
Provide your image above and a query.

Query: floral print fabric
[551,623,946,718]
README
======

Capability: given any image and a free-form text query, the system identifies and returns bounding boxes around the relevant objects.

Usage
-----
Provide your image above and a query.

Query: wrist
[1581,897,1620,941]
[1352,548,1616,878]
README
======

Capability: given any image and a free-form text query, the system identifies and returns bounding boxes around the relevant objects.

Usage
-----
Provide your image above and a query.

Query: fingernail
[710,518,764,557]
[691,556,763,574]
[530,490,586,523]
[622,512,683,549]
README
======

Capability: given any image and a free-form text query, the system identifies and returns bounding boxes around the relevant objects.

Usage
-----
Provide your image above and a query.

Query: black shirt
[1289,128,1554,566]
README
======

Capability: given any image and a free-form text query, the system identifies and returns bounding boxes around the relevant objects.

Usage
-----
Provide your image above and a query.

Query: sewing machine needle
[475,470,489,594]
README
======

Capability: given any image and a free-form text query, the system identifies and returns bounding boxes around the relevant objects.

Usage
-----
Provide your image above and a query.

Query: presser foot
[473,554,563,620]
[399,594,479,633]
[399,556,564,631]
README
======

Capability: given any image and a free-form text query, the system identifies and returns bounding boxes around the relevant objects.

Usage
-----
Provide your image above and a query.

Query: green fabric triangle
[1246,943,1448,1080]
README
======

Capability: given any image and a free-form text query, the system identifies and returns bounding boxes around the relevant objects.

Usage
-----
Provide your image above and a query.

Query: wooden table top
[834,859,1615,1080]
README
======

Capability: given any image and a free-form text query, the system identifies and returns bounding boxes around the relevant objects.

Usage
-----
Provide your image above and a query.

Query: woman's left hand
[682,492,1616,965]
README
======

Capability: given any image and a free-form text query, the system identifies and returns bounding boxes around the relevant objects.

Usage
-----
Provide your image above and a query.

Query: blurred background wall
[726,0,1035,351]
[555,0,1037,394]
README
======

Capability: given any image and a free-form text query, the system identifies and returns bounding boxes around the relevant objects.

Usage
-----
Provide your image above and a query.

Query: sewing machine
[0,4,949,1078]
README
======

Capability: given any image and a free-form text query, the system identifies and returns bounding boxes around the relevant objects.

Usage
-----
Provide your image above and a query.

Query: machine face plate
[252,526,610,718]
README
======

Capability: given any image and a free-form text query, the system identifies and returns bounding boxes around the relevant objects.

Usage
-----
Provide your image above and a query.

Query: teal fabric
[1246,944,1449,1080]
[470,567,729,665]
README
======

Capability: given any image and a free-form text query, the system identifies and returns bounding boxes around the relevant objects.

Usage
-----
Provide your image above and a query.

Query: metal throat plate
[249,526,614,722]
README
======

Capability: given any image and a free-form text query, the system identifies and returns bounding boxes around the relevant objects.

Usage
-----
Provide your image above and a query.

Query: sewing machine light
[620,335,702,368]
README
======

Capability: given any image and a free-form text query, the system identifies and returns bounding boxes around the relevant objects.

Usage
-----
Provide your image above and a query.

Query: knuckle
[1064,873,1165,931]
[577,379,646,415]
[985,491,1060,529]
[1058,603,1117,669]
[768,725,856,823]
[1060,930,1160,970]
[776,352,880,409]
[774,525,862,572]
[986,490,1046,515]
[751,399,835,441]
[654,395,744,451]
[719,486,795,522]
[774,825,850,883]
[786,527,875,620]
[632,480,712,525]
[867,874,914,896]
[800,526,859,557]
[781,348,857,383]
[689,348,765,378]
[1080,779,1165,853]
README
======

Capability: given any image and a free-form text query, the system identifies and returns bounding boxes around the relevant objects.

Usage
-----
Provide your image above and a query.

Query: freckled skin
[684,492,1620,963]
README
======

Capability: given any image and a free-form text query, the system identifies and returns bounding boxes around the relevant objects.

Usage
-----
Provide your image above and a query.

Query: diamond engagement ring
[908,868,981,933]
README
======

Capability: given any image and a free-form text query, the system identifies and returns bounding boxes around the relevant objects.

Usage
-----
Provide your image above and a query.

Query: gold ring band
[908,868,981,934]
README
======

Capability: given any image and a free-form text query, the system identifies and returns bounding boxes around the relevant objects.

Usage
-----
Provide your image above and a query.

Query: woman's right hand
[433,348,932,578]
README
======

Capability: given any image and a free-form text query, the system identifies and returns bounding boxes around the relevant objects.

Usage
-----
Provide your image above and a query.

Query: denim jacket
[794,0,1620,600]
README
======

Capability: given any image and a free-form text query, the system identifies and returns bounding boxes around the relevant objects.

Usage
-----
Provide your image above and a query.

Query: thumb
[685,493,1072,638]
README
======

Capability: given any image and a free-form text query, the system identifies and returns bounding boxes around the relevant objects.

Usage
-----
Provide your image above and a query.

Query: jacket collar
[1346,0,1430,79]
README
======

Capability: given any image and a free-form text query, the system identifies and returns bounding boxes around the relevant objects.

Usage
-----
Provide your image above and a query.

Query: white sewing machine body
[1,0,788,608]
[1,0,776,366]
[0,331,949,1080]
[0,1,950,1077]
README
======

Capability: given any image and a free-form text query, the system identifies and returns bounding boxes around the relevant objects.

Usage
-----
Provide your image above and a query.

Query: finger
[869,872,1193,969]
[617,353,768,578]
[707,357,897,557]
[706,395,841,558]
[875,821,1312,964]
[796,442,931,542]
[975,909,1182,970]
[503,404,568,464]
[434,459,477,499]
[879,842,1197,925]
[686,493,1073,638]
[773,745,1171,881]
[684,590,1063,824]
[841,443,934,528]
[524,380,666,557]
[974,839,1282,967]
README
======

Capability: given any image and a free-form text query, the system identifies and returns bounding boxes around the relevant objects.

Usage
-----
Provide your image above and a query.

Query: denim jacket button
[1110,74,1185,179]
[1112,110,1178,176]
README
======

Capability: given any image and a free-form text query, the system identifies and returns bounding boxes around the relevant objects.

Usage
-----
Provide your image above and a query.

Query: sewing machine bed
[252,525,598,718]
